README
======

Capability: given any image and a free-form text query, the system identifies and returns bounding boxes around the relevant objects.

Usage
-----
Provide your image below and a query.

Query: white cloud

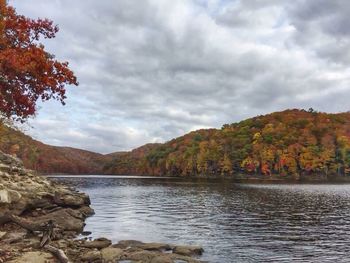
[9,0,350,153]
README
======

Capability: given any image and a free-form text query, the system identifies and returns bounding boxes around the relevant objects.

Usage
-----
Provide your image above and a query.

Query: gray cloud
[9,0,350,153]
[286,0,350,64]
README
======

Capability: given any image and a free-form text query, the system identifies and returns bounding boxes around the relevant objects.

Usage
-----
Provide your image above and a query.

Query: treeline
[104,109,350,178]
[1,109,350,178]
[0,124,107,174]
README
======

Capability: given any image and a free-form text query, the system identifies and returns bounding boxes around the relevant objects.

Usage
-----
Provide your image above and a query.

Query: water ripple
[53,177,350,263]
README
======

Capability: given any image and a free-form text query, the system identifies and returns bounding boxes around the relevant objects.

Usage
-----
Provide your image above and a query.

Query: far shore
[46,173,350,184]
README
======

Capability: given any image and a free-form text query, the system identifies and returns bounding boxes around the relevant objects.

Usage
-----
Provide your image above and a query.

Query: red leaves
[0,5,77,122]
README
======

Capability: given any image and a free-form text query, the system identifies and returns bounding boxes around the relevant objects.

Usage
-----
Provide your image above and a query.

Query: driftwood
[46,245,70,263]
[2,213,46,232]
[2,214,70,263]
[40,220,54,248]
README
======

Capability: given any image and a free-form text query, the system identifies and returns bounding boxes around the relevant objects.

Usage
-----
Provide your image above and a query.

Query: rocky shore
[0,151,204,263]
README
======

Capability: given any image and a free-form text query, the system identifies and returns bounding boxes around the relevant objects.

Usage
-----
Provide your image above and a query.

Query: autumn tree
[220,154,232,176]
[0,2,77,122]
[102,109,350,179]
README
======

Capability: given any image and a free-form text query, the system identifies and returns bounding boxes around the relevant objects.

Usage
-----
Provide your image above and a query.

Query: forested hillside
[1,109,350,180]
[0,124,108,174]
[104,109,350,179]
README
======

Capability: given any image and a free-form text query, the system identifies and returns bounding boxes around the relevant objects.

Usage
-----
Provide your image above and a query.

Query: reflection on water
[52,176,350,262]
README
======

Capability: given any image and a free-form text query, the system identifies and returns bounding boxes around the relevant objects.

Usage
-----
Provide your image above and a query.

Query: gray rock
[123,250,158,262]
[81,231,92,236]
[81,237,112,249]
[80,250,101,262]
[173,245,204,257]
[101,247,124,261]
[115,240,145,249]
[150,255,173,263]
[33,208,85,232]
[140,242,172,252]
[79,206,95,217]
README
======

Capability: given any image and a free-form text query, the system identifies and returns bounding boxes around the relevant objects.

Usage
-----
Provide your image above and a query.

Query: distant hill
[103,143,162,175]
[0,124,109,174]
[103,109,350,180]
[1,109,350,180]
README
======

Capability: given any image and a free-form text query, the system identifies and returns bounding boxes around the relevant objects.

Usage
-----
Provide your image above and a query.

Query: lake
[52,176,350,262]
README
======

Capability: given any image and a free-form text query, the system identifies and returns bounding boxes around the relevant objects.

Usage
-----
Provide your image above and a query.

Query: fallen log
[46,245,71,263]
[3,213,45,232]
[1,214,71,263]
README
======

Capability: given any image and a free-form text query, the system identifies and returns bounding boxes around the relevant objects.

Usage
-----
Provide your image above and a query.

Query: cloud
[286,0,350,64]
[9,0,350,153]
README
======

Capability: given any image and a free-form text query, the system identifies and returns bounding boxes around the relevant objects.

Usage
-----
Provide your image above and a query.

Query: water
[52,176,350,262]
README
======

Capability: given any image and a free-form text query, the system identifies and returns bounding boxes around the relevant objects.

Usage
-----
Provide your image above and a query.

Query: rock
[55,239,69,249]
[115,240,145,249]
[81,231,92,236]
[8,251,56,263]
[0,188,21,204]
[30,209,85,232]
[2,231,26,244]
[80,250,101,262]
[0,189,10,203]
[0,231,7,239]
[8,189,22,203]
[54,192,80,207]
[54,191,91,207]
[81,237,112,249]
[123,250,158,262]
[150,255,173,263]
[170,254,202,263]
[28,197,52,209]
[20,238,40,249]
[140,242,172,252]
[0,164,12,173]
[0,150,204,263]
[0,152,22,167]
[79,206,95,217]
[101,247,124,261]
[173,246,204,257]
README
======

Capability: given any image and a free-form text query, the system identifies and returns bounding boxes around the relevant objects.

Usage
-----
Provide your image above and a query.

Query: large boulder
[30,208,86,232]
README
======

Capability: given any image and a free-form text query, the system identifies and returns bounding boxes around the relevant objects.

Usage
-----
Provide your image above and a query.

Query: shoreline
[45,173,350,184]
[0,152,204,263]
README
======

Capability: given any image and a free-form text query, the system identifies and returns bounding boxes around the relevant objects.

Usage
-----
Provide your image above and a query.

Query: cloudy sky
[10,0,350,154]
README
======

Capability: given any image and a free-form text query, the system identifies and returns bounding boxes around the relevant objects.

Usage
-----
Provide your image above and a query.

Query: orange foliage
[0,3,77,121]
[105,109,350,178]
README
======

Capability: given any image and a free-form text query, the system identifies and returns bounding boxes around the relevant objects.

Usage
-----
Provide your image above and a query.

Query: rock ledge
[0,152,205,263]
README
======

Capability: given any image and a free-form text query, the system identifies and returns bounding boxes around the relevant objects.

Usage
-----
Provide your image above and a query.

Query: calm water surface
[53,176,350,262]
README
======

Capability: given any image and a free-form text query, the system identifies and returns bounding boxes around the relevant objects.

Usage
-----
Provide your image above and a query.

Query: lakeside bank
[0,152,204,263]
